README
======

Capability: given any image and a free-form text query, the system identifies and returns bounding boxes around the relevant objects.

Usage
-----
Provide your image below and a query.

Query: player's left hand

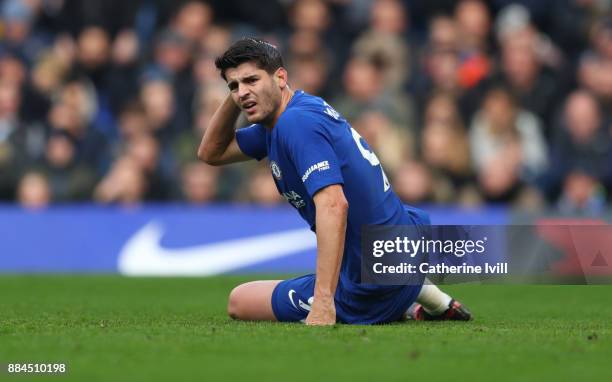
[305,297,336,326]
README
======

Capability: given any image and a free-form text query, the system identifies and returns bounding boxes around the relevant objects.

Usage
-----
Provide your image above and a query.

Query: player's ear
[274,67,288,89]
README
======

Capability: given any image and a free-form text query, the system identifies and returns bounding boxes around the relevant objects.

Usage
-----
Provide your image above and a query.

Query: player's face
[225,62,283,125]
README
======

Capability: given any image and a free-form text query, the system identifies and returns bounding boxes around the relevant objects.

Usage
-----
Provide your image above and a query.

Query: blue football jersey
[236,90,421,319]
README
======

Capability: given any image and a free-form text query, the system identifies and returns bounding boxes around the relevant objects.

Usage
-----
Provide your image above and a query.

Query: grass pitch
[1,276,611,382]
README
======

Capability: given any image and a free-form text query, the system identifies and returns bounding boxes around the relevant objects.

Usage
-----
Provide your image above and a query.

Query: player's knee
[227,285,245,320]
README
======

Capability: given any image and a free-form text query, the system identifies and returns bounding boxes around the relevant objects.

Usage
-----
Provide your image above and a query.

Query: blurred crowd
[0,0,611,213]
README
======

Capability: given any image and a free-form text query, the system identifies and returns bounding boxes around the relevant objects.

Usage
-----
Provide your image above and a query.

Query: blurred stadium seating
[0,0,610,214]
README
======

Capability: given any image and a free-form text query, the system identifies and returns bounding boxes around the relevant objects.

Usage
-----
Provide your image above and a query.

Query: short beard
[253,97,280,126]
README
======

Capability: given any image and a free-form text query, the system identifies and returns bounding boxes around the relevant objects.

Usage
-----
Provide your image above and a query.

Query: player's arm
[306,184,348,326]
[197,94,251,166]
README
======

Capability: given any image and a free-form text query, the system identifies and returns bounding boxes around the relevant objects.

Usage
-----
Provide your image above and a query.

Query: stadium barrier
[1,205,609,281]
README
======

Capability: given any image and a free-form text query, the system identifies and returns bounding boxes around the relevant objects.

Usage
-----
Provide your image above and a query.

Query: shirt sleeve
[235,124,267,161]
[279,113,344,197]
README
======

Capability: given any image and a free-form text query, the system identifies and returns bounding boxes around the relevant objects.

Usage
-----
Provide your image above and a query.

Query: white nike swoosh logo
[288,289,313,312]
[118,221,316,276]
[288,289,298,309]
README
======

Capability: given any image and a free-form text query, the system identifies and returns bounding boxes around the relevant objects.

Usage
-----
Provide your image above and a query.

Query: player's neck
[264,87,295,129]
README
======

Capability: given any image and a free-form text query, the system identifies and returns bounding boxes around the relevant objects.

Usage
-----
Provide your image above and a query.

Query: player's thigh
[227,280,282,321]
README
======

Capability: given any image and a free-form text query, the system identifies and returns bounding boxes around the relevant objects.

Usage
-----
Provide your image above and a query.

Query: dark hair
[215,38,284,80]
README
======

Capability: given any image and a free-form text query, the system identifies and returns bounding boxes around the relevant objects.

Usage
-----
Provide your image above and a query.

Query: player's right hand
[305,297,336,326]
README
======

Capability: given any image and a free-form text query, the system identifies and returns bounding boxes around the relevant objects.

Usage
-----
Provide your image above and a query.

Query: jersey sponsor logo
[282,191,306,209]
[270,161,282,180]
[301,160,330,182]
[117,222,316,276]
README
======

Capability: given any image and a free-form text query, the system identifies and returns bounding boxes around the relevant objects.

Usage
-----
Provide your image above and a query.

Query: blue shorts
[271,205,430,325]
[271,274,423,324]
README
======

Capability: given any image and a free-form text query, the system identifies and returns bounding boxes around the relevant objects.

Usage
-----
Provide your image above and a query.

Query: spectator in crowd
[414,15,484,122]
[1,0,48,65]
[420,92,479,205]
[106,29,141,115]
[47,79,110,174]
[412,16,455,99]
[170,1,213,45]
[21,51,67,122]
[287,52,330,97]
[470,87,548,205]
[74,25,120,139]
[392,160,434,204]
[94,156,147,206]
[558,171,606,215]
[455,0,491,89]
[152,28,193,80]
[139,75,179,143]
[0,78,26,199]
[333,54,415,128]
[455,0,491,55]
[494,5,562,130]
[544,90,611,204]
[548,0,605,60]
[124,132,174,201]
[351,0,412,89]
[75,26,111,89]
[115,101,150,145]
[41,130,97,201]
[179,161,219,204]
[427,15,458,52]
[17,170,51,209]
[284,0,336,96]
[198,24,232,58]
[146,27,195,132]
[0,53,26,86]
[417,20,461,98]
[578,17,612,110]
[244,163,283,205]
[289,0,330,36]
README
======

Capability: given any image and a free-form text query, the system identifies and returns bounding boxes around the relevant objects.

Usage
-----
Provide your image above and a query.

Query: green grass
[1,276,611,382]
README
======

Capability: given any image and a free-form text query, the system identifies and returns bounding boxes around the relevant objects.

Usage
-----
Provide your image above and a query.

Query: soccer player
[198,38,471,325]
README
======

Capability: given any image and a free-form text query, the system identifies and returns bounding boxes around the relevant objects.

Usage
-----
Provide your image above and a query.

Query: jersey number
[350,128,390,192]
